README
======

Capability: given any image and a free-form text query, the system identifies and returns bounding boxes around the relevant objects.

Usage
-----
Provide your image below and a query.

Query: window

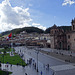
[51,31,53,34]
[73,25,74,30]
[60,36,61,39]
[55,30,56,33]
[68,35,70,39]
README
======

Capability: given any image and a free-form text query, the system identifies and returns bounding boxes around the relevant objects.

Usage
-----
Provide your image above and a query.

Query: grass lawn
[0,70,12,75]
[0,53,26,66]
[0,48,15,52]
[0,49,4,52]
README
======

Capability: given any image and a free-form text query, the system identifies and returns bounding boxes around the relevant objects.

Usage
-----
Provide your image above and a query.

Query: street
[1,46,75,75]
[14,46,70,75]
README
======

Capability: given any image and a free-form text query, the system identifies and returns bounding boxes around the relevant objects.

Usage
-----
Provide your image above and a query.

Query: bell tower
[71,18,75,31]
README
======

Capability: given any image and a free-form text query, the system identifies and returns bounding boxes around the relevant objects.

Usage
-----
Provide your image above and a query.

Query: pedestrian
[7,64,9,68]
[17,63,19,66]
[47,64,49,70]
[10,64,12,67]
[0,63,1,70]
[33,63,34,66]
[34,63,36,69]
[27,60,29,65]
[25,73,27,75]
[41,71,42,75]
[52,71,55,75]
[5,64,7,68]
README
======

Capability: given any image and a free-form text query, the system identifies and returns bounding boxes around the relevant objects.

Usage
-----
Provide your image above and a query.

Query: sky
[0,0,75,32]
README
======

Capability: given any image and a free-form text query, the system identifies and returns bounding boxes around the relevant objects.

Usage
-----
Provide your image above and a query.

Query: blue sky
[0,0,75,32]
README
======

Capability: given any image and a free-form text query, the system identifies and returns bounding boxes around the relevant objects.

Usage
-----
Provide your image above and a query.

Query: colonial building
[50,24,67,50]
[67,18,75,50]
[50,18,75,51]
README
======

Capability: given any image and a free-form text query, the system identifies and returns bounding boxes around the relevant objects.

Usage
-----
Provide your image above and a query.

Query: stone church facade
[50,18,75,51]
[50,24,67,50]
[67,19,75,50]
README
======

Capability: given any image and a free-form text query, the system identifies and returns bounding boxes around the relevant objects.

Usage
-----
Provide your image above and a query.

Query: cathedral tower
[71,18,75,31]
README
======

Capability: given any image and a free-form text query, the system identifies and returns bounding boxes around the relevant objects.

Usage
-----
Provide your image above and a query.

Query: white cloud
[32,23,46,30]
[32,23,41,26]
[0,0,32,32]
[0,0,46,32]
[62,0,75,6]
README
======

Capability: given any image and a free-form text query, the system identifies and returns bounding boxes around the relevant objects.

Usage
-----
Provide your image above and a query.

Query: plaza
[11,46,75,75]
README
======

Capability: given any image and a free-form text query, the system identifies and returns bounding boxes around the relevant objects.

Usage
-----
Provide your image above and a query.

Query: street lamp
[35,48,40,72]
[36,50,39,72]
[2,53,4,70]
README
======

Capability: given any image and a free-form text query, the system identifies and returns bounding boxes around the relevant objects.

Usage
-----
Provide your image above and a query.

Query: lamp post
[37,50,39,72]
[2,53,4,70]
[35,48,40,72]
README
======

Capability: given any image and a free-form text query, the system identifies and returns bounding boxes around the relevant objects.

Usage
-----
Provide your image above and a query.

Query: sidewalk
[1,63,50,75]
[40,50,75,63]
[40,48,75,56]
[1,64,39,75]
[14,46,75,75]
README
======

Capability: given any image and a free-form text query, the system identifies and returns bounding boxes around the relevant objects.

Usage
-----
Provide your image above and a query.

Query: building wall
[67,18,75,50]
[50,25,67,50]
[71,33,75,50]
[67,32,75,50]
[50,36,55,49]
[67,33,71,50]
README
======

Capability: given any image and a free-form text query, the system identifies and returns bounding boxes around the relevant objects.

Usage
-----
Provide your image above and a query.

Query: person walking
[0,63,1,70]
[41,71,42,75]
[52,71,55,75]
[25,73,27,75]
[10,64,12,67]
[47,64,49,70]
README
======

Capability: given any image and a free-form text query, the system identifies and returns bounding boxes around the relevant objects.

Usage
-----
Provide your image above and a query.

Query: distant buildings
[0,30,51,48]
[0,19,75,51]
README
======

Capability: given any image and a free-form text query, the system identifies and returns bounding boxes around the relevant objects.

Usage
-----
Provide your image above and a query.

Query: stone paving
[14,46,75,75]
[1,64,39,75]
[1,63,51,75]
[40,48,75,56]
[1,46,75,75]
[40,49,75,63]
[1,63,75,75]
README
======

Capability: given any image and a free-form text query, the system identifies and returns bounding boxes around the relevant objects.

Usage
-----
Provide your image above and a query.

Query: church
[50,18,75,51]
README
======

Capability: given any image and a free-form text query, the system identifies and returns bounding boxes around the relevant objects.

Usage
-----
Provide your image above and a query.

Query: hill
[1,27,44,36]
[1,26,72,36]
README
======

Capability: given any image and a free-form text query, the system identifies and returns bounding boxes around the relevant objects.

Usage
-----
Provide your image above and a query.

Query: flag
[8,33,12,38]
[7,33,12,40]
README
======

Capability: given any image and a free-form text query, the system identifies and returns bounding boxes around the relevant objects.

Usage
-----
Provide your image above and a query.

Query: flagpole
[10,33,14,56]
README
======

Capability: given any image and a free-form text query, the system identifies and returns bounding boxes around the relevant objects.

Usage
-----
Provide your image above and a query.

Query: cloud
[32,23,41,26]
[0,0,46,32]
[62,0,75,6]
[32,23,46,30]
[0,0,32,32]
